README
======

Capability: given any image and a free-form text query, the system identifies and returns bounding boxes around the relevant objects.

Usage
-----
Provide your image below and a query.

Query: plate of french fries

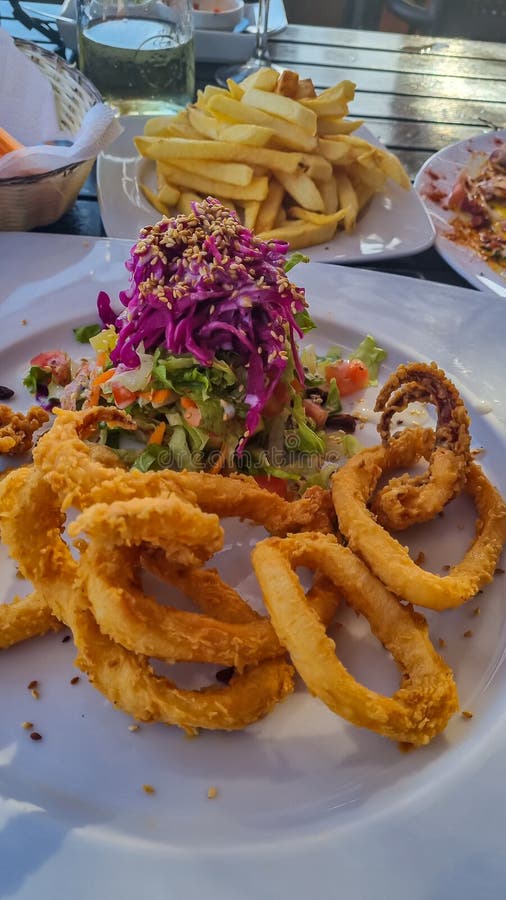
[97,68,435,261]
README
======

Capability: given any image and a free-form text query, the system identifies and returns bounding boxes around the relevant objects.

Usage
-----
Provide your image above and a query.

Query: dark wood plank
[271,24,506,62]
[344,93,505,128]
[270,40,506,80]
[359,119,495,152]
[269,58,506,107]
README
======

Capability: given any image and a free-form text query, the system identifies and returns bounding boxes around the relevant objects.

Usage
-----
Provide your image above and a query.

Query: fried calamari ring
[0,467,60,648]
[174,471,336,536]
[32,407,196,511]
[144,555,341,638]
[252,532,458,746]
[34,408,335,535]
[1,466,294,731]
[332,427,506,610]
[70,500,283,669]
[372,362,471,530]
[0,405,49,456]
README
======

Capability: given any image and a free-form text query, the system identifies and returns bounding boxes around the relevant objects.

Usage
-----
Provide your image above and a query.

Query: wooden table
[2,4,506,288]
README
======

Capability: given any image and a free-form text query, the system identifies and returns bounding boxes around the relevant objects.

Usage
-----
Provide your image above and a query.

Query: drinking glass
[215,0,275,86]
[77,0,195,115]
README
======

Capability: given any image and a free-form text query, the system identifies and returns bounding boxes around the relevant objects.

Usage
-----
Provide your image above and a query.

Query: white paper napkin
[0,27,123,179]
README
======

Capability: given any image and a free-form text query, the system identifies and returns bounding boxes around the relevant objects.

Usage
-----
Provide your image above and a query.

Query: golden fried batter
[0,405,49,456]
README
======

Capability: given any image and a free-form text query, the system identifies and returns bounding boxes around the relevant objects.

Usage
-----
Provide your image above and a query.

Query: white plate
[1,232,506,900]
[414,130,506,297]
[97,119,435,263]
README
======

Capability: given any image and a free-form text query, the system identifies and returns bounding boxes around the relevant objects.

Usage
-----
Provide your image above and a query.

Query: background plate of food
[2,226,506,899]
[97,69,435,263]
[414,129,506,297]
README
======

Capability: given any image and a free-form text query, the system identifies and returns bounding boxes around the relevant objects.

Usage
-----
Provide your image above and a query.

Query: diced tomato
[30,351,71,386]
[254,475,289,499]
[111,384,139,408]
[263,381,290,418]
[324,359,369,397]
[303,398,329,428]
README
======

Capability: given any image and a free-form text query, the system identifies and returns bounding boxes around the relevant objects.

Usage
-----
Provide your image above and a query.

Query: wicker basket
[0,40,102,231]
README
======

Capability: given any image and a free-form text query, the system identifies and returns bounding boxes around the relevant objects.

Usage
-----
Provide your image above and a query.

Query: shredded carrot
[180,395,197,410]
[151,389,172,405]
[209,443,226,475]
[148,422,166,445]
[96,351,106,368]
[87,386,101,408]
[0,126,23,156]
[92,368,116,386]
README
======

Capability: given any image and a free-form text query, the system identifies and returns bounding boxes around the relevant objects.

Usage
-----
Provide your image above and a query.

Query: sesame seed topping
[143,784,155,794]
[207,786,218,799]
[21,721,33,730]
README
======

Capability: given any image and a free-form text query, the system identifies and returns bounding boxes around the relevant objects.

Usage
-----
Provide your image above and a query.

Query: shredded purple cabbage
[98,198,307,443]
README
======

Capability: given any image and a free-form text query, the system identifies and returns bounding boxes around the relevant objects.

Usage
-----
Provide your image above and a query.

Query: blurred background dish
[192,0,245,31]
[0,39,101,231]
[414,130,506,297]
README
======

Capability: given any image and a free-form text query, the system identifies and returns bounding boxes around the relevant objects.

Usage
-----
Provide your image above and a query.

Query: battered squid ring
[372,362,471,530]
[32,407,197,511]
[70,499,283,669]
[252,532,458,746]
[34,407,336,535]
[0,466,294,732]
[0,467,60,648]
[332,426,506,610]
[143,555,342,634]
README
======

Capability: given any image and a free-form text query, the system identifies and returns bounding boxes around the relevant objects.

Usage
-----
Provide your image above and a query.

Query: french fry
[241,200,261,230]
[168,156,255,187]
[158,183,181,207]
[318,138,354,165]
[195,85,229,109]
[239,68,279,92]
[219,123,275,147]
[139,182,172,217]
[242,88,317,135]
[275,70,299,99]
[177,191,203,214]
[377,149,411,190]
[256,219,338,251]
[353,181,376,212]
[318,178,339,215]
[206,95,318,153]
[160,164,269,202]
[275,171,325,212]
[226,78,244,100]
[287,206,348,227]
[300,153,333,181]
[334,172,359,231]
[317,117,363,136]
[136,136,305,175]
[300,80,355,117]
[255,178,285,233]
[274,206,287,228]
[187,106,221,140]
[295,78,317,100]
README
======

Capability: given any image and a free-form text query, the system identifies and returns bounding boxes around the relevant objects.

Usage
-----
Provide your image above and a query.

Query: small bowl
[193,0,245,31]
[0,40,102,232]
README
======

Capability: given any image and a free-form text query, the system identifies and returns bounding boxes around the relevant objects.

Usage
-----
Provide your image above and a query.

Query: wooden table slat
[271,24,506,62]
[269,55,506,108]
[271,40,506,81]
